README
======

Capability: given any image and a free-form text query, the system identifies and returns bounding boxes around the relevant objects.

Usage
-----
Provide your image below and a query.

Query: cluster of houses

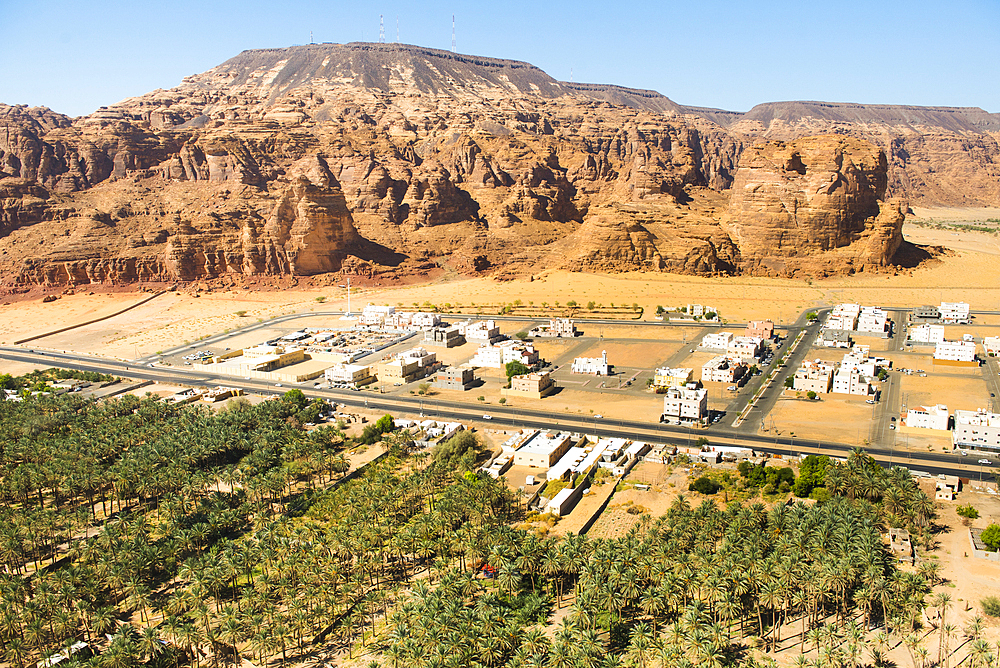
[907,323,979,365]
[793,344,890,396]
[485,430,651,516]
[911,302,971,325]
[819,303,891,347]
[904,404,1000,454]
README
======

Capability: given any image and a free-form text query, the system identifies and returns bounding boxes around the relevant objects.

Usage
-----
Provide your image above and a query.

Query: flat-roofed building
[911,305,941,323]
[572,351,609,375]
[700,332,733,350]
[934,340,977,365]
[469,344,503,368]
[745,320,774,340]
[436,366,476,391]
[360,304,395,326]
[530,318,578,338]
[500,340,539,366]
[653,367,693,388]
[906,404,949,430]
[410,312,441,329]
[377,358,420,384]
[662,386,708,422]
[424,325,465,348]
[985,336,1000,356]
[940,302,971,324]
[504,371,555,399]
[687,304,717,319]
[727,336,764,359]
[832,367,871,395]
[325,363,374,386]
[461,320,502,344]
[399,347,437,369]
[857,307,889,334]
[820,329,852,348]
[513,431,574,468]
[953,410,1000,452]
[701,355,747,384]
[793,360,834,394]
[910,324,945,344]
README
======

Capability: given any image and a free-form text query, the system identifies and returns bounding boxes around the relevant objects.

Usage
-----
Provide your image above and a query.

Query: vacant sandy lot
[766,392,876,445]
[899,367,987,413]
[571,340,684,368]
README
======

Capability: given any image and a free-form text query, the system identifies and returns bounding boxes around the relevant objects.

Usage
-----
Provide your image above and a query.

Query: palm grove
[0,370,969,668]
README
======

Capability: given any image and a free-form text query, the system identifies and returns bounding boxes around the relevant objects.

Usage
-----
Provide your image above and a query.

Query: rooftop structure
[819,329,852,348]
[424,325,465,348]
[326,363,374,386]
[727,336,764,359]
[435,366,476,391]
[857,306,889,335]
[832,367,871,396]
[360,304,395,326]
[504,370,555,399]
[461,319,502,344]
[911,305,941,323]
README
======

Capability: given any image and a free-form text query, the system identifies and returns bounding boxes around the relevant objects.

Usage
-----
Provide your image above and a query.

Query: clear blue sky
[2,0,998,117]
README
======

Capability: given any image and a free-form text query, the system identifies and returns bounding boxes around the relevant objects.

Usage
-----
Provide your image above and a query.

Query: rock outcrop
[5,41,987,289]
[723,135,903,276]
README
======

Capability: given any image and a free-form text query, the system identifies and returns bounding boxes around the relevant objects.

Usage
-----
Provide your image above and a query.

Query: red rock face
[6,42,988,289]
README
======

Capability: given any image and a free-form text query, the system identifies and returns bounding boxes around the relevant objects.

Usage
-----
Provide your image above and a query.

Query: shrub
[806,391,817,400]
[809,487,832,503]
[957,504,980,519]
[433,430,484,469]
[689,476,721,495]
[626,504,649,515]
[981,523,1000,551]
[982,596,1000,617]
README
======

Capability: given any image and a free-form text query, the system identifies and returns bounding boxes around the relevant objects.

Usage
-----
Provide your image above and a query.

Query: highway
[0,344,986,480]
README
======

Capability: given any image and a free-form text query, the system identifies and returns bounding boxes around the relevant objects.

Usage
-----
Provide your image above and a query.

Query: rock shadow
[891,240,947,269]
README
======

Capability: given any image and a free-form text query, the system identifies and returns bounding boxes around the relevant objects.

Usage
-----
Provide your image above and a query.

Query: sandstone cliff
[1,42,980,289]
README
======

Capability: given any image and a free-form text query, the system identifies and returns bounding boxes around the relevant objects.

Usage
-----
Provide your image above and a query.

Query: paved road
[2,345,988,480]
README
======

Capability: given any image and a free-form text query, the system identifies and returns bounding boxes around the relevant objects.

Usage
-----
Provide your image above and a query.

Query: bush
[626,504,649,515]
[982,596,1000,617]
[587,301,596,310]
[689,476,721,495]
[981,523,1000,551]
[809,487,832,503]
[957,504,980,519]
[806,391,817,400]
[433,430,484,469]
[784,377,794,388]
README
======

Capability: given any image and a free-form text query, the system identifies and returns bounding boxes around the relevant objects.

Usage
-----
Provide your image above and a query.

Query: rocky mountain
[0,42,994,289]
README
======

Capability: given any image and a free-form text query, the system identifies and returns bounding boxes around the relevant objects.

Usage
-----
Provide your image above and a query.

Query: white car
[594,414,603,419]
[482,414,492,420]
[979,459,992,465]
[727,385,737,391]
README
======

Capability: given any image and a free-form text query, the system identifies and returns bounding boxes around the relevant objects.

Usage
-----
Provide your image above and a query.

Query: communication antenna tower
[379,15,385,43]
[310,31,313,44]
[570,67,573,82]
[396,16,400,42]
[451,15,456,52]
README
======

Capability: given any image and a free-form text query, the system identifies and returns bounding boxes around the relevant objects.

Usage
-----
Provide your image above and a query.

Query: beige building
[793,360,834,394]
[377,358,421,384]
[701,355,747,384]
[653,367,693,388]
[503,371,556,399]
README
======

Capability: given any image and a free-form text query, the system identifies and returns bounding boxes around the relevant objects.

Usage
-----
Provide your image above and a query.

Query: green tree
[957,504,979,519]
[806,390,817,400]
[981,524,1000,551]
[505,361,530,379]
[375,414,395,434]
[282,388,308,410]
[433,431,483,469]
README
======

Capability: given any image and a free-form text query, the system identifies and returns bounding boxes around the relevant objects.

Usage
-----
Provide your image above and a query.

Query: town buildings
[460,320,502,344]
[832,367,871,396]
[435,366,476,391]
[940,302,971,324]
[909,324,945,344]
[512,431,574,468]
[700,332,733,350]
[503,371,555,399]
[530,318,578,338]
[985,336,1000,356]
[793,360,834,394]
[325,363,374,386]
[727,336,764,359]
[424,325,465,348]
[701,355,748,384]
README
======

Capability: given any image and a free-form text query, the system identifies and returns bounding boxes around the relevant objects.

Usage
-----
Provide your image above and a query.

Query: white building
[985,336,1000,356]
[398,347,437,368]
[572,351,610,375]
[727,336,764,359]
[662,386,708,422]
[940,302,971,324]
[909,324,946,344]
[934,340,977,363]
[360,304,395,326]
[701,355,748,384]
[827,303,861,331]
[687,304,718,319]
[652,367,694,388]
[410,312,442,329]
[700,332,734,350]
[832,367,871,395]
[857,307,889,334]
[462,320,502,344]
[530,318,578,338]
[906,405,950,431]
[469,341,538,369]
[953,410,1000,452]
[325,363,373,386]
